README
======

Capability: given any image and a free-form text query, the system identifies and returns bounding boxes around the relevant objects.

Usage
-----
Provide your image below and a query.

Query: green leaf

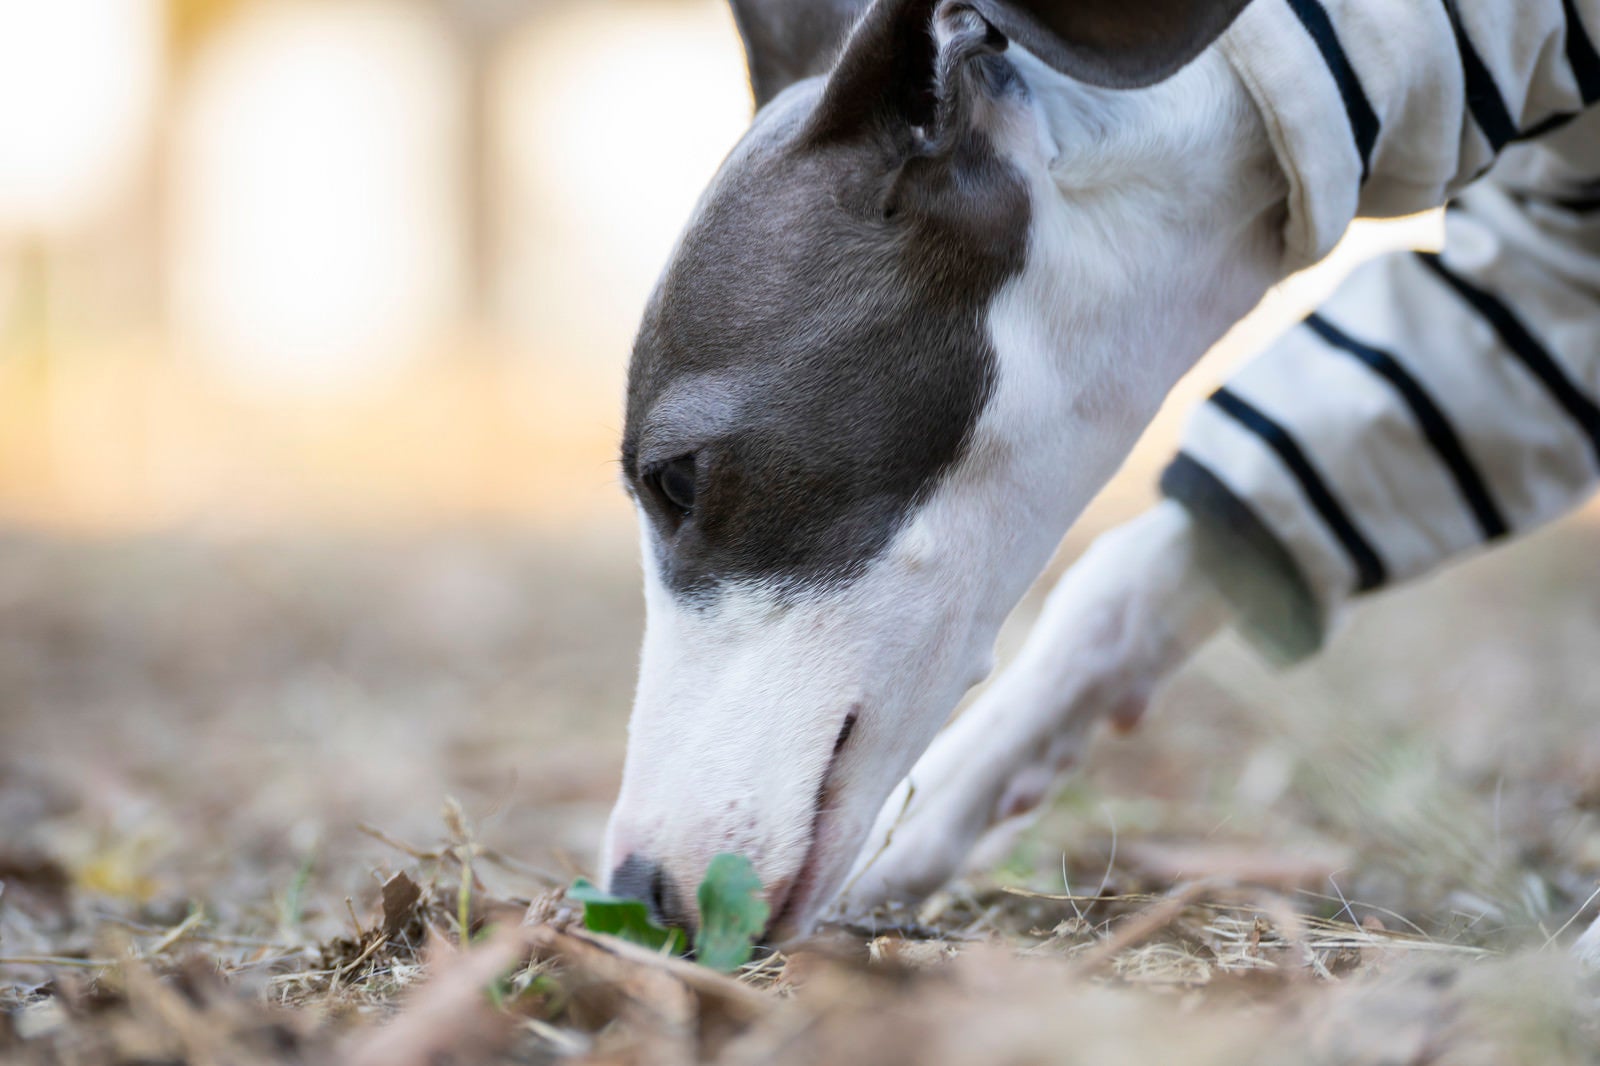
[694,854,770,973]
[568,879,687,955]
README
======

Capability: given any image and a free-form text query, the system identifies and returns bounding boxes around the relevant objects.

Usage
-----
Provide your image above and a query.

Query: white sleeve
[1162,148,1600,662]
[1221,0,1600,268]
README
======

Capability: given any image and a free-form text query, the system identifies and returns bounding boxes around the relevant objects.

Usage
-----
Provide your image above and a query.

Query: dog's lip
[764,732,855,942]
[765,814,833,942]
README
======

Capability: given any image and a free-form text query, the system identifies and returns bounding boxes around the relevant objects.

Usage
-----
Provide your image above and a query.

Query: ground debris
[2,863,1596,1063]
[0,851,74,926]
[4,529,1600,1063]
[2,814,1588,1065]
[1,955,321,1066]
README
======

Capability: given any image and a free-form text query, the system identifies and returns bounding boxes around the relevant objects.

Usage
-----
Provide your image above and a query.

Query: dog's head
[604,0,1265,940]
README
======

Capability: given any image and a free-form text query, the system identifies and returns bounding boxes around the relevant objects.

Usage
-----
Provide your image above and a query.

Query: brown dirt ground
[2,516,1600,1064]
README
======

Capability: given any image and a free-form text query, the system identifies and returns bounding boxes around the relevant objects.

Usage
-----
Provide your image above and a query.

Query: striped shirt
[1162,0,1600,661]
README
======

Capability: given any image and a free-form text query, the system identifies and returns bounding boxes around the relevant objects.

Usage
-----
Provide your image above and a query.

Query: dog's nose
[607,854,691,931]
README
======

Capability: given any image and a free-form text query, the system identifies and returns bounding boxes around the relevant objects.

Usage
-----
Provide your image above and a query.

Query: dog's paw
[835,775,980,915]
[835,677,1100,916]
[835,503,1232,918]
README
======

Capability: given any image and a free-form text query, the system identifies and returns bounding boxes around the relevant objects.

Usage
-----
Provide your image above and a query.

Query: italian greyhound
[601,0,1600,945]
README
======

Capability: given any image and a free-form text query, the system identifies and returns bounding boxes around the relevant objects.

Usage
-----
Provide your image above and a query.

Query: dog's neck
[1006,43,1290,411]
[979,41,1292,438]
[894,42,1293,666]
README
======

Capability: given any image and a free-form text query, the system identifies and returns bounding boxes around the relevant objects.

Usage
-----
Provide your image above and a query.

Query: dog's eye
[647,455,697,518]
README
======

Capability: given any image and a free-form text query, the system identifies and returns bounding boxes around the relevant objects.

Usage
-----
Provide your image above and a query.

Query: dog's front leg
[839,500,1233,912]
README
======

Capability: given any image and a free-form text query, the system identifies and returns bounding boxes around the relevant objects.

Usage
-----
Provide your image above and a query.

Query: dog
[600,0,1600,946]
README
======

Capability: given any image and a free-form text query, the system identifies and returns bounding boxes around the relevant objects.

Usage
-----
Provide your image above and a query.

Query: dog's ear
[968,0,1255,88]
[803,0,998,147]
[801,0,1250,145]
[727,0,874,109]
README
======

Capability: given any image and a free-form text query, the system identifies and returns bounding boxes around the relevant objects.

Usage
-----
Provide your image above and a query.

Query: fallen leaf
[695,855,769,974]
[380,871,423,940]
[0,851,72,922]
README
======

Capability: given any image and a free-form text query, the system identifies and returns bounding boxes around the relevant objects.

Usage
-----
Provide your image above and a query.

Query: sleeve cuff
[1160,451,1327,665]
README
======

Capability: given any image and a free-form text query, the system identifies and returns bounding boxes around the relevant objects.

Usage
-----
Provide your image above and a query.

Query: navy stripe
[1563,0,1600,104]
[1511,189,1600,214]
[1416,252,1600,468]
[1513,111,1578,142]
[1208,387,1388,591]
[1441,0,1518,150]
[1550,193,1600,212]
[1304,314,1509,541]
[1286,0,1379,182]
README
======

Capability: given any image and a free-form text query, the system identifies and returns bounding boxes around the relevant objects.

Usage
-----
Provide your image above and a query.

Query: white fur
[838,501,1231,910]
[604,44,1289,940]
[831,48,1290,915]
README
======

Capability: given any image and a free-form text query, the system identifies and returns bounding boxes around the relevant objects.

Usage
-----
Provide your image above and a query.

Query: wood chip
[380,872,423,940]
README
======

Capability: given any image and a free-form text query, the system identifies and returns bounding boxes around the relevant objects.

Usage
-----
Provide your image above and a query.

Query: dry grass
[3,518,1600,1063]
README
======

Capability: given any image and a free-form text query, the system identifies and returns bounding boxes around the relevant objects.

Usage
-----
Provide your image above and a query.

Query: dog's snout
[607,853,690,931]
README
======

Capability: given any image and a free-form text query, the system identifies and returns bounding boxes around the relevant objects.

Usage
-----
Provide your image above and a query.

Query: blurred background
[1,0,1596,972]
[0,0,759,535]
[0,0,1442,537]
